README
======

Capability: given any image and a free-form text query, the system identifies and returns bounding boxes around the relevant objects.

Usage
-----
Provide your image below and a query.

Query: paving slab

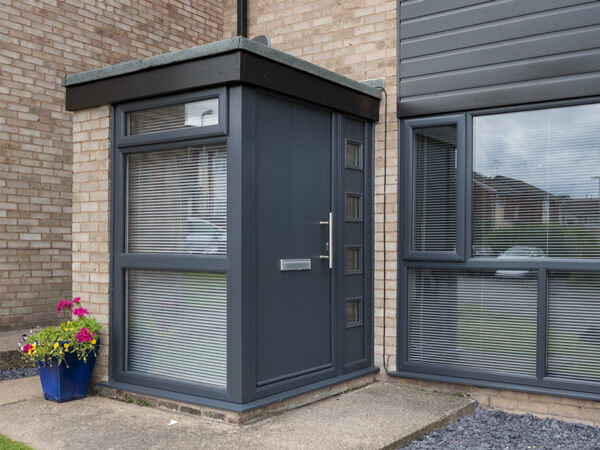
[0,377,476,449]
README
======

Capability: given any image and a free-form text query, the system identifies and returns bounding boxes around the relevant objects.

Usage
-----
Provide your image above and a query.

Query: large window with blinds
[112,90,229,395]
[400,101,600,398]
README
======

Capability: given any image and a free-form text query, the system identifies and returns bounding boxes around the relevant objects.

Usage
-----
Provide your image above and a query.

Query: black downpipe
[237,0,248,37]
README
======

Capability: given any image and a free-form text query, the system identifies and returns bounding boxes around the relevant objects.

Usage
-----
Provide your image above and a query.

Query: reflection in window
[473,103,600,258]
[127,98,219,135]
[346,247,361,273]
[408,269,537,375]
[127,145,227,254]
[346,142,361,168]
[413,126,457,252]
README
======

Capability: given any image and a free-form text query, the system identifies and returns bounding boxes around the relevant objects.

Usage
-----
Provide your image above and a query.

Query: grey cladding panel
[401,2,600,58]
[400,0,594,39]
[401,49,600,97]
[400,26,600,78]
[399,0,600,117]
[399,0,492,20]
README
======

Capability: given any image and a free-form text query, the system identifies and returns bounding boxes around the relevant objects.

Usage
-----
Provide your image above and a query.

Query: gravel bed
[0,367,38,381]
[403,407,600,449]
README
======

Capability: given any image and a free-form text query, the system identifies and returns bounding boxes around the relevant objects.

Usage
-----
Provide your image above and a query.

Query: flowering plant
[18,297,101,367]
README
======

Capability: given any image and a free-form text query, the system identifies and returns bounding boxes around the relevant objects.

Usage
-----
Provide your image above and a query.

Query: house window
[113,90,229,392]
[401,101,600,396]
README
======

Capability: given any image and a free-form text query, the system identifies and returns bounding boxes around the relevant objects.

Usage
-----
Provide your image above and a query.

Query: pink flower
[72,297,80,304]
[76,327,95,343]
[56,299,72,314]
[23,343,32,354]
[73,308,89,317]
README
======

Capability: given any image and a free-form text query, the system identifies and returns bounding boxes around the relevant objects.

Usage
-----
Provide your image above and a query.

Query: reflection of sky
[474,103,600,199]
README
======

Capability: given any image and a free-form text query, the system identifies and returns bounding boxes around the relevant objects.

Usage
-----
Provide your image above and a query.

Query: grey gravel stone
[0,367,38,381]
[402,407,600,450]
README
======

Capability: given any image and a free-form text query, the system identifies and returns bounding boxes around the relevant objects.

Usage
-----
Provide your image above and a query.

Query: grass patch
[136,399,152,407]
[0,435,34,450]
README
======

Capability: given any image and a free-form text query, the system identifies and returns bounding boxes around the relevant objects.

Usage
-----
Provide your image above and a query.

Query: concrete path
[0,377,476,449]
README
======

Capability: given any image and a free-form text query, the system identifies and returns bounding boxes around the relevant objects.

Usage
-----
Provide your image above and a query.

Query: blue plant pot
[37,340,99,402]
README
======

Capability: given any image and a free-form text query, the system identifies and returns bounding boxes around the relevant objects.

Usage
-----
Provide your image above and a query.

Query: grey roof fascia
[62,37,381,100]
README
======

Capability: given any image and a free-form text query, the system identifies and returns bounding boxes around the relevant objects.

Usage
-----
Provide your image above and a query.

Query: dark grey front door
[255,93,333,386]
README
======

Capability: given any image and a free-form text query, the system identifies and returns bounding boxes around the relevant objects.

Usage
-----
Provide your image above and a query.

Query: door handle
[319,212,333,269]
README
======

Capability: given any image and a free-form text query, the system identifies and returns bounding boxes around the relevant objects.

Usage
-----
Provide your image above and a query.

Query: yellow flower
[32,343,36,349]
[91,339,97,345]
[54,342,59,349]
[27,348,33,354]
[70,328,74,331]
[64,343,70,350]
[67,321,70,325]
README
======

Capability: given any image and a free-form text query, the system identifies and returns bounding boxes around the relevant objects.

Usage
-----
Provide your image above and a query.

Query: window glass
[548,271,600,382]
[346,299,360,325]
[346,247,360,272]
[127,145,227,254]
[346,142,361,168]
[408,269,537,375]
[346,194,361,221]
[473,103,600,258]
[126,270,227,387]
[127,98,219,135]
[413,126,457,252]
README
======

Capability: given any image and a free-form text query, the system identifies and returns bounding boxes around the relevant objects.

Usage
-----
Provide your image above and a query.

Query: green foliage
[136,399,152,407]
[0,435,34,450]
[124,396,133,404]
[477,223,600,258]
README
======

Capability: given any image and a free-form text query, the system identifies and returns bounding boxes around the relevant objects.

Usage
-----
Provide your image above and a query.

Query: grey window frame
[345,192,363,223]
[401,114,466,261]
[116,88,228,148]
[397,97,600,401]
[110,88,238,404]
[345,297,363,328]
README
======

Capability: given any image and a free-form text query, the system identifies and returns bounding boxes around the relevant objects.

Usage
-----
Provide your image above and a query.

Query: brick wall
[0,0,223,331]
[223,0,398,370]
[71,106,111,381]
[385,376,600,427]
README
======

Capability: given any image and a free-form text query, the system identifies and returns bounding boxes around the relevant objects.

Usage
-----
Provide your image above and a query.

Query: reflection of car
[472,245,494,257]
[186,219,226,254]
[495,246,544,278]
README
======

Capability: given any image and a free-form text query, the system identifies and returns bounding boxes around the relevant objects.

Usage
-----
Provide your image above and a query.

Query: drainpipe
[237,0,248,37]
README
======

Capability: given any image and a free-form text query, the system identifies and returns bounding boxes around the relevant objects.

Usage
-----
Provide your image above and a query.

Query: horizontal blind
[127,98,219,135]
[127,146,227,254]
[473,102,600,258]
[408,269,537,375]
[127,270,227,387]
[548,271,600,382]
[413,126,457,252]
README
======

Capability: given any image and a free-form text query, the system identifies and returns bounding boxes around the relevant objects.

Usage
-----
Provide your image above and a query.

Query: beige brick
[1,0,223,332]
